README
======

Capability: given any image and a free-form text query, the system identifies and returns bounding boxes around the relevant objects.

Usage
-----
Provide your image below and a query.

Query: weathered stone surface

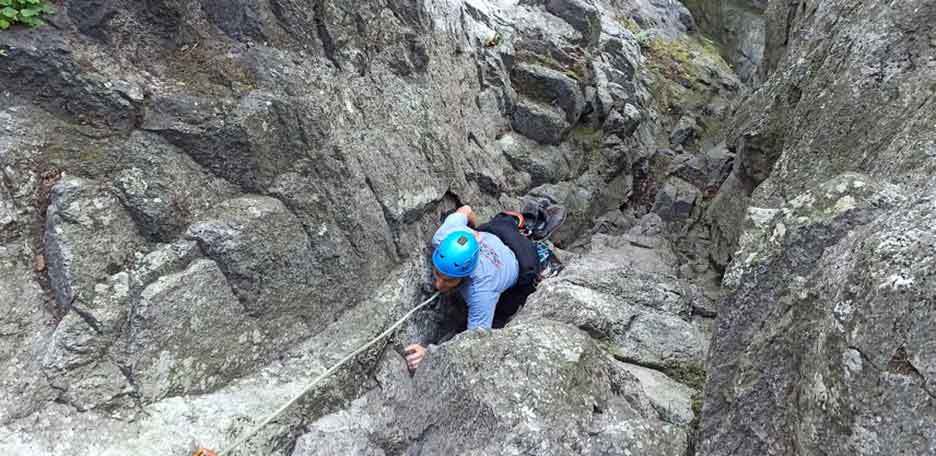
[669,115,700,147]
[702,174,936,455]
[0,0,742,453]
[520,260,705,369]
[669,142,734,192]
[42,272,133,411]
[602,103,642,138]
[0,184,13,229]
[587,231,678,275]
[0,37,141,131]
[511,99,571,145]
[291,401,386,456]
[622,0,697,39]
[129,259,262,402]
[186,195,330,321]
[652,177,700,222]
[44,177,150,310]
[0,258,431,455]
[112,132,238,242]
[546,0,601,44]
[705,172,753,268]
[497,132,580,187]
[619,363,696,426]
[295,320,693,456]
[0,242,55,423]
[702,3,936,451]
[681,0,766,82]
[723,0,936,212]
[510,62,585,123]
[128,240,201,292]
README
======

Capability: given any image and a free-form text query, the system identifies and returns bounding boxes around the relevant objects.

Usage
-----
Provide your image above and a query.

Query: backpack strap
[477,213,541,289]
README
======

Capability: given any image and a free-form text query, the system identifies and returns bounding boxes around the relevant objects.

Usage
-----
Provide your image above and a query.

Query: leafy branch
[0,0,55,30]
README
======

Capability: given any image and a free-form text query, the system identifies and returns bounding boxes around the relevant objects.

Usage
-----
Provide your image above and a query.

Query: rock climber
[403,201,565,371]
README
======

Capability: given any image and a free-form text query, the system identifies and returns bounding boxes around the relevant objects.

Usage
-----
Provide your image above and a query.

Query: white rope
[217,292,441,456]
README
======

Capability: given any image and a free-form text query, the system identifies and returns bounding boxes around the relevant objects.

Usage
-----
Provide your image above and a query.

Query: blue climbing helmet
[432,230,480,278]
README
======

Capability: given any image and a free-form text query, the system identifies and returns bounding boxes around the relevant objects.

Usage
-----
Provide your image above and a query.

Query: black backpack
[477,212,541,291]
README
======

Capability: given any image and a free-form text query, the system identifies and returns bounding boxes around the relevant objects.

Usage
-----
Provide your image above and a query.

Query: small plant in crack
[483,31,501,48]
[0,0,55,30]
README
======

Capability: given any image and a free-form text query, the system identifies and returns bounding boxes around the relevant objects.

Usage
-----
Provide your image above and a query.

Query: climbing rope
[206,291,441,456]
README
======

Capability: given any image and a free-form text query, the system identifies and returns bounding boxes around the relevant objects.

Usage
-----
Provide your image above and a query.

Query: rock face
[291,216,710,456]
[518,250,707,370]
[0,0,741,454]
[8,0,932,454]
[44,176,150,310]
[701,0,936,454]
[681,0,766,82]
[294,320,694,456]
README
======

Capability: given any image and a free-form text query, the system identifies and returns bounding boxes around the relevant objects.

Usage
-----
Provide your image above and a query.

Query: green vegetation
[639,33,733,145]
[661,360,707,390]
[569,125,602,151]
[0,0,54,29]
[516,50,588,82]
[616,15,642,35]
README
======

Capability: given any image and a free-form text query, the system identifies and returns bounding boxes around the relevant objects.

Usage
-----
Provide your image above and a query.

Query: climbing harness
[193,292,441,456]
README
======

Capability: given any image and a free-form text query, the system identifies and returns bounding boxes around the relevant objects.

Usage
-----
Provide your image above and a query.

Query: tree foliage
[0,0,55,30]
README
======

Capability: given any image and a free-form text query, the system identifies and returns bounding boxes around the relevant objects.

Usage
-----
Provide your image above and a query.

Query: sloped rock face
[294,320,693,456]
[1,258,433,455]
[700,0,936,454]
[519,250,707,370]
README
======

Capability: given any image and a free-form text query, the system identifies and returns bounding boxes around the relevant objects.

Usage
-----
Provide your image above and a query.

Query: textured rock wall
[680,0,765,82]
[701,0,936,454]
[0,0,746,454]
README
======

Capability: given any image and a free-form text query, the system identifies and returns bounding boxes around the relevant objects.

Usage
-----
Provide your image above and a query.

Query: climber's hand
[404,344,427,371]
[456,205,478,228]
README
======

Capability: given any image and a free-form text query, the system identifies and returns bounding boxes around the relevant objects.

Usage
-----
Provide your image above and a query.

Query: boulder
[587,231,678,275]
[652,177,700,222]
[129,259,263,402]
[602,103,642,139]
[704,172,753,268]
[669,115,700,147]
[668,143,734,193]
[0,42,141,131]
[546,0,601,44]
[511,99,571,145]
[111,132,238,242]
[44,177,150,310]
[496,132,579,187]
[519,256,706,369]
[510,62,585,123]
[42,272,133,411]
[185,195,330,321]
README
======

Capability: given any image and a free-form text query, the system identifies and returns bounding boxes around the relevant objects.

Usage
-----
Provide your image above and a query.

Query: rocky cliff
[700,0,936,454]
[0,0,932,455]
[0,0,739,454]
